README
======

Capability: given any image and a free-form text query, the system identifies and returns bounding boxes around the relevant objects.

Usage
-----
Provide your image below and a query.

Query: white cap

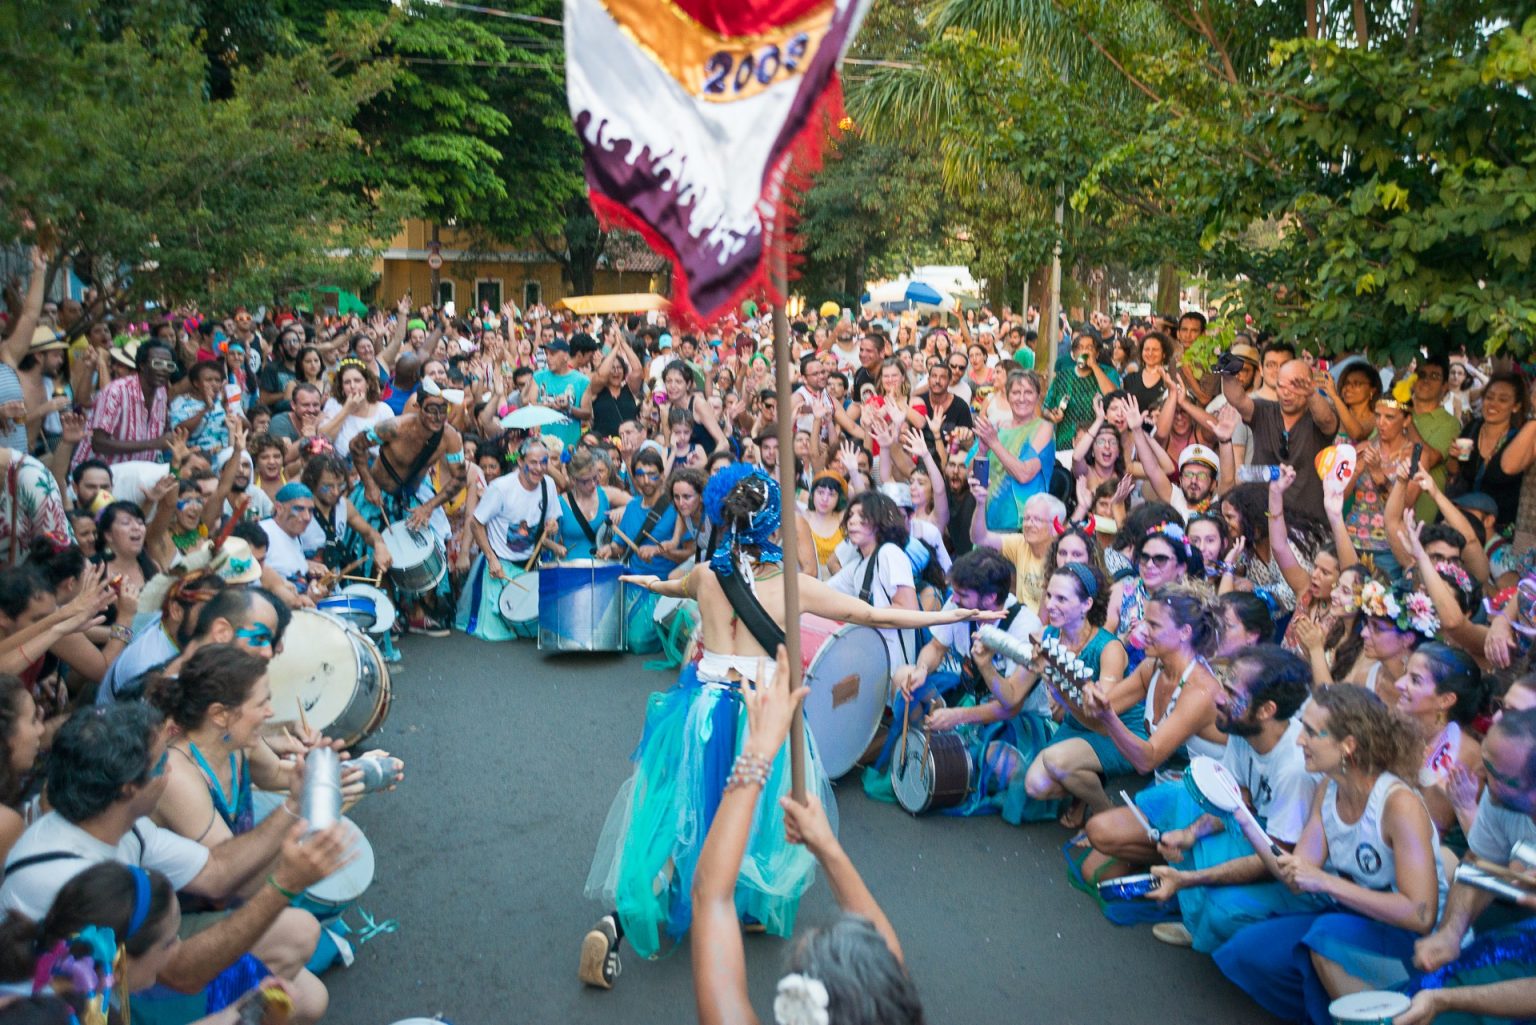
[1179,444,1219,473]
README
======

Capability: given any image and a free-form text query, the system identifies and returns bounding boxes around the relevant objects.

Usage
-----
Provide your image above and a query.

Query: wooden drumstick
[524,517,555,567]
[610,525,643,555]
[295,698,311,739]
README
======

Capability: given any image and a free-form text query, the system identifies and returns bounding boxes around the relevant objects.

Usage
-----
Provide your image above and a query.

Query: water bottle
[301,747,342,833]
[1235,465,1283,483]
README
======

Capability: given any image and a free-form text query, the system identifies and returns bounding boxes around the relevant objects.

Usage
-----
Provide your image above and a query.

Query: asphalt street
[325,633,1280,1025]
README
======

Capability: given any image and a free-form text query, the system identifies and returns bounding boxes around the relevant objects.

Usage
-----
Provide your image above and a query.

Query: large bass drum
[799,614,890,779]
[268,609,392,748]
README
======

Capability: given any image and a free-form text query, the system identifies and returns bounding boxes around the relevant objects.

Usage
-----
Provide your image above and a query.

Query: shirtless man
[349,393,465,633]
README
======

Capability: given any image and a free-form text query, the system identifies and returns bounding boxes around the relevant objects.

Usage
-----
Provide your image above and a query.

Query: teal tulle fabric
[585,664,838,959]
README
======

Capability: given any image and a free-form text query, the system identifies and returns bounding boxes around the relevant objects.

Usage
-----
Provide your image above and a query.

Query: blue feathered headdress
[703,464,783,577]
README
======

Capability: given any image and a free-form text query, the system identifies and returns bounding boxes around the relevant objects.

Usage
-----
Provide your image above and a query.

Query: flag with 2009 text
[563,0,871,324]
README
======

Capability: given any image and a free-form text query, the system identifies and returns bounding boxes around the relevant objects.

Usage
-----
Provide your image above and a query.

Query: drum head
[891,729,932,813]
[340,584,397,635]
[498,571,540,622]
[1327,991,1410,1022]
[1187,755,1243,813]
[382,522,435,567]
[268,610,367,736]
[802,625,890,778]
[307,820,375,904]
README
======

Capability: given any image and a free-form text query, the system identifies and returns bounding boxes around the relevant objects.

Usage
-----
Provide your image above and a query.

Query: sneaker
[579,915,621,989]
[406,613,450,638]
[1152,922,1193,948]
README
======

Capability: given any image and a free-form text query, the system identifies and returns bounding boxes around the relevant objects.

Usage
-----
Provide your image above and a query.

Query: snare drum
[295,820,375,921]
[267,609,392,748]
[382,522,446,596]
[800,615,890,779]
[339,583,397,636]
[891,728,972,814]
[317,592,377,632]
[538,559,625,652]
[1327,991,1411,1024]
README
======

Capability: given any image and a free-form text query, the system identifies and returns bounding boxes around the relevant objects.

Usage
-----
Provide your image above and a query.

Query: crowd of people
[2,234,1536,1023]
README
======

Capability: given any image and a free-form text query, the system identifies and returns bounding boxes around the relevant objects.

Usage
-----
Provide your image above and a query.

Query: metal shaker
[301,747,342,833]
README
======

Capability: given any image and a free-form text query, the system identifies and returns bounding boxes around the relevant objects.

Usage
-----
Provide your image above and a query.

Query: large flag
[564,0,872,323]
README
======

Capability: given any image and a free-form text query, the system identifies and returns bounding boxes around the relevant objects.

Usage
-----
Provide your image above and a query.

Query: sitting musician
[459,437,563,641]
[1134,645,1323,950]
[893,548,1045,819]
[299,453,392,580]
[349,383,465,637]
[1406,708,1536,1022]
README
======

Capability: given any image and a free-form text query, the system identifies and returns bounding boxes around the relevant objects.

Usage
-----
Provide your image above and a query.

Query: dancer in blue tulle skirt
[578,465,1000,989]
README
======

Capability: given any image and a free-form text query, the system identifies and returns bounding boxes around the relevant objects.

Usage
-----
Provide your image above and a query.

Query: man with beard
[1128,424,1221,517]
[1402,708,1536,1023]
[1084,645,1320,949]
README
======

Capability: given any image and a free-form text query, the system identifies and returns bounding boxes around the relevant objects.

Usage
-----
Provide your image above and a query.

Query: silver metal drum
[537,559,626,652]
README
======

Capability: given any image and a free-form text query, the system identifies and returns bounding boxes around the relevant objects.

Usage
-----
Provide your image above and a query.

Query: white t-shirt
[908,517,953,575]
[1468,791,1536,866]
[260,518,309,581]
[1221,717,1318,846]
[108,461,172,508]
[96,616,178,705]
[474,472,560,562]
[321,399,391,460]
[932,598,1045,712]
[828,342,859,371]
[1,813,209,920]
[828,541,916,668]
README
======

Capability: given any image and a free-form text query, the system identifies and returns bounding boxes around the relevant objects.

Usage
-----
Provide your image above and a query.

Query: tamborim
[1097,873,1161,901]
[1327,991,1411,1024]
[267,609,392,748]
[538,559,625,652]
[800,615,890,778]
[891,728,971,815]
[381,522,446,597]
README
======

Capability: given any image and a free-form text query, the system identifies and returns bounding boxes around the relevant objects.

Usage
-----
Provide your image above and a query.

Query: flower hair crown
[1357,579,1439,637]
[1143,521,1193,560]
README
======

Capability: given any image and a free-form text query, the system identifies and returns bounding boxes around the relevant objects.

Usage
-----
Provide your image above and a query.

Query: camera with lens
[1214,350,1247,376]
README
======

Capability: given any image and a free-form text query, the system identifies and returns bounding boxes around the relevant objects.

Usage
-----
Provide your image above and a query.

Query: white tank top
[1322,772,1445,902]
[1144,658,1226,783]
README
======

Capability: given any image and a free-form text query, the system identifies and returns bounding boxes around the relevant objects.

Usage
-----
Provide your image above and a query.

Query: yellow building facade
[375,219,666,313]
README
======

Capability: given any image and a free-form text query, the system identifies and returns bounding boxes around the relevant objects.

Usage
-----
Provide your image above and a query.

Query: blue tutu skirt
[584,664,838,959]
[623,585,662,655]
[454,556,535,641]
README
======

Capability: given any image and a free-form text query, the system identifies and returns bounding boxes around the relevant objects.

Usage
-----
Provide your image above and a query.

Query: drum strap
[521,481,550,571]
[718,562,786,655]
[568,492,599,547]
[858,547,915,665]
[4,828,145,878]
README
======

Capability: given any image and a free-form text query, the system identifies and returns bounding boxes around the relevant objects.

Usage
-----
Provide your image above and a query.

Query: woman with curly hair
[1215,685,1443,1023]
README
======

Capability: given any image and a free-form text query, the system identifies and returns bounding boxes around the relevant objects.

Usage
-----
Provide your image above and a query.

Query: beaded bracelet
[725,751,771,793]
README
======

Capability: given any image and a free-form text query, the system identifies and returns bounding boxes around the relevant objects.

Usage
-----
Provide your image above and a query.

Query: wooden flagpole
[770,242,807,804]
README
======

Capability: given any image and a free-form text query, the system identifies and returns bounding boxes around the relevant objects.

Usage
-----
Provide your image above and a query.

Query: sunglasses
[148,358,177,372]
[1137,551,1175,569]
[422,404,450,415]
